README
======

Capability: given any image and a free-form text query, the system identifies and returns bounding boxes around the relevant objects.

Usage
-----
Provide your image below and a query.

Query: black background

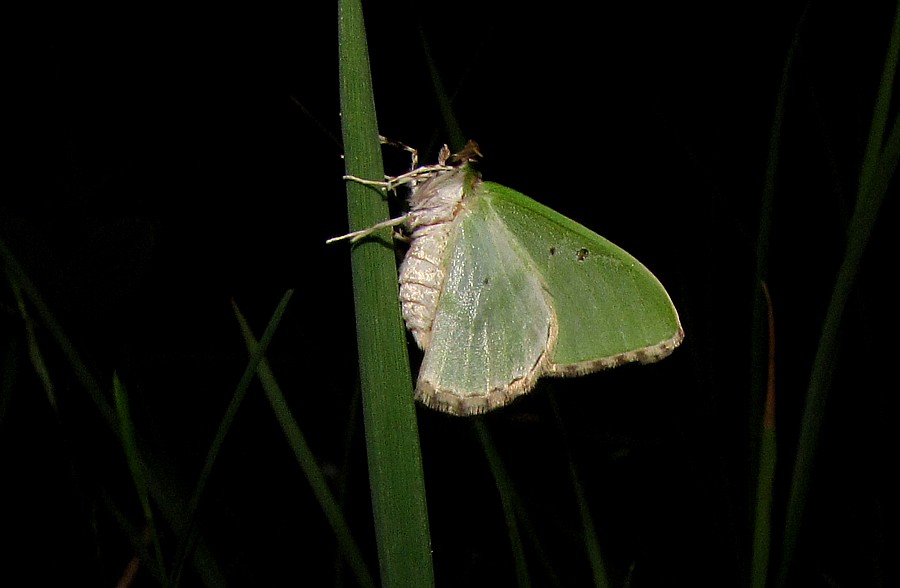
[2,1,897,586]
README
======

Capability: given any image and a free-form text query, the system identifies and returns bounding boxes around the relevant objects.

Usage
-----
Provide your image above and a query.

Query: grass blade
[750,283,777,588]
[169,290,293,586]
[337,1,434,585]
[2,236,225,585]
[549,398,611,588]
[475,421,531,588]
[113,372,168,587]
[232,299,377,588]
[777,4,900,585]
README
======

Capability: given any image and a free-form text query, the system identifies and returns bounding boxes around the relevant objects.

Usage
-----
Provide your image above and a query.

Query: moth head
[448,140,482,166]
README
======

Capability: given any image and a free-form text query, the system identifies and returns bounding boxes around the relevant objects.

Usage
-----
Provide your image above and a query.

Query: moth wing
[481,181,683,374]
[415,195,554,416]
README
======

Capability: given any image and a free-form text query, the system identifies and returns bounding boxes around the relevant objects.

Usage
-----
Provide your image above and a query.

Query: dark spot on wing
[576,248,589,261]
[549,246,556,256]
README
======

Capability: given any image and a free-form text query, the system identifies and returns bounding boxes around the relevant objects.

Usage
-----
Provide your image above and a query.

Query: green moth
[332,141,683,416]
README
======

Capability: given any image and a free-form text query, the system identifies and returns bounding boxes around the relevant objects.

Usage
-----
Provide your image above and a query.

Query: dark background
[2,1,896,586]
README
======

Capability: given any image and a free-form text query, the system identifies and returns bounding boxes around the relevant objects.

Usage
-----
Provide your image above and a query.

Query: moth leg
[342,174,391,189]
[326,213,410,244]
[344,163,452,193]
[391,230,411,245]
[339,136,420,191]
[333,140,455,245]
[378,135,419,170]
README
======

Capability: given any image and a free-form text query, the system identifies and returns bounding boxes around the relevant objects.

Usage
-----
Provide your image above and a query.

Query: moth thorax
[407,166,468,214]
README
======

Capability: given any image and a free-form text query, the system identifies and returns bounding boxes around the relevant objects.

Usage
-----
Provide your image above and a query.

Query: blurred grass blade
[3,235,224,585]
[473,420,564,586]
[232,298,377,588]
[778,4,900,586]
[477,423,565,586]
[170,290,293,586]
[750,283,777,588]
[113,372,168,587]
[750,2,807,532]
[332,384,363,585]
[475,421,531,588]
[417,28,466,151]
[10,280,59,416]
[1,235,115,427]
[549,398,611,588]
[857,3,900,203]
[337,1,434,586]
[741,9,810,573]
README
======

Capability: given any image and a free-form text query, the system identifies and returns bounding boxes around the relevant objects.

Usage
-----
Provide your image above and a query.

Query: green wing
[415,194,555,416]
[480,181,683,375]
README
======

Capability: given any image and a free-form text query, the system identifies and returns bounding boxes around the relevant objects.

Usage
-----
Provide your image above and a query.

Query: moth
[331,141,683,416]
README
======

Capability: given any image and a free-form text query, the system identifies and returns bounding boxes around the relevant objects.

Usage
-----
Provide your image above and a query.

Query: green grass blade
[750,284,777,588]
[417,28,466,151]
[777,4,900,586]
[549,398,611,588]
[570,458,609,588]
[333,385,363,585]
[473,418,565,585]
[857,3,899,202]
[232,299,377,588]
[337,1,434,586]
[113,372,168,587]
[475,421,531,588]
[10,281,59,417]
[1,235,116,428]
[169,290,293,586]
[750,6,807,545]
[3,235,224,584]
